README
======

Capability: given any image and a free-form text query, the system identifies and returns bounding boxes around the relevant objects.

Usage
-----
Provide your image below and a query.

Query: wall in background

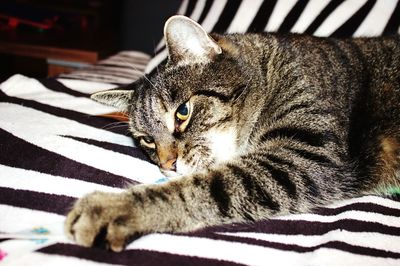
[0,0,181,81]
[121,0,181,55]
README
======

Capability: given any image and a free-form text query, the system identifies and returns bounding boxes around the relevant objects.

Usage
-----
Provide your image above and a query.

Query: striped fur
[65,16,400,252]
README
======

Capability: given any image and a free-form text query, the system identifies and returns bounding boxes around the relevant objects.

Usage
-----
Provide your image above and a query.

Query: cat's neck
[227,33,276,152]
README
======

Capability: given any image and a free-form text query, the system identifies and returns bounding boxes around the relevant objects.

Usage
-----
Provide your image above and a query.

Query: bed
[1,1,400,265]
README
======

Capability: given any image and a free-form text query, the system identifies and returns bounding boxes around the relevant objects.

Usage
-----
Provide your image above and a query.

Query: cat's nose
[158,146,178,171]
[160,158,177,171]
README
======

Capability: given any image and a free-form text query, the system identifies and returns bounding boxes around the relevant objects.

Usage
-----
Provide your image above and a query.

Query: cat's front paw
[65,191,140,252]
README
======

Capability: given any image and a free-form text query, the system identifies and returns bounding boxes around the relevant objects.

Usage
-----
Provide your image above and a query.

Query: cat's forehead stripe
[152,91,176,133]
[164,110,175,133]
[139,91,175,134]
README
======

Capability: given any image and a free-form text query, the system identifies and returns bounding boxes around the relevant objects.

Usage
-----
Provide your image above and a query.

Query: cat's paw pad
[64,191,137,252]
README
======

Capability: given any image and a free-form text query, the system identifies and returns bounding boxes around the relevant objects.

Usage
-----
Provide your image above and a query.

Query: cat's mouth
[160,158,205,178]
[161,169,183,178]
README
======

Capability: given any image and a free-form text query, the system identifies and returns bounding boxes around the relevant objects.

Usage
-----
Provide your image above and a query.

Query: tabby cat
[65,15,400,252]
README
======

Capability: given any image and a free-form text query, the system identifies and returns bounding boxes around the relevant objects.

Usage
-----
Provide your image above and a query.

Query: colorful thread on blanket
[31,227,50,235]
[30,227,50,244]
[155,177,170,183]
[31,239,48,244]
[0,249,7,260]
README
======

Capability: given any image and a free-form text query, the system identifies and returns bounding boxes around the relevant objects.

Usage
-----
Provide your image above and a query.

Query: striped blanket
[1,63,400,266]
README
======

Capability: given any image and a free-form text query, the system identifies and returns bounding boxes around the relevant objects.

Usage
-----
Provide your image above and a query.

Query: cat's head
[92,16,252,177]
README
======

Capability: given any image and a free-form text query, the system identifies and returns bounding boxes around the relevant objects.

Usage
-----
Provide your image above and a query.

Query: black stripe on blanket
[330,0,377,38]
[184,0,197,18]
[304,0,345,34]
[192,217,400,236]
[278,0,310,33]
[181,219,400,258]
[38,243,244,266]
[212,0,242,33]
[248,0,278,32]
[315,201,400,216]
[195,233,400,259]
[198,0,214,24]
[39,79,91,98]
[383,0,400,35]
[96,59,149,68]
[0,129,134,188]
[0,187,75,215]
[63,135,150,162]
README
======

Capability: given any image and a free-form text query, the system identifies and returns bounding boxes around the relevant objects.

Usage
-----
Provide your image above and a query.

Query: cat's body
[65,16,400,252]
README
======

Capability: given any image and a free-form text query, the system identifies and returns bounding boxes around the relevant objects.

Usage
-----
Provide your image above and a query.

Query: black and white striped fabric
[59,51,150,85]
[146,0,400,73]
[2,1,400,265]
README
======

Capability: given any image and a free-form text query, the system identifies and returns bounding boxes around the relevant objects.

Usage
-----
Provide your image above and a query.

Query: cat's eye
[139,136,156,149]
[175,101,192,133]
[176,102,190,121]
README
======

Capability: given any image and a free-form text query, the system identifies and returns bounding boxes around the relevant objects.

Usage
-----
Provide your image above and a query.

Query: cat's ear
[91,89,133,110]
[164,15,222,65]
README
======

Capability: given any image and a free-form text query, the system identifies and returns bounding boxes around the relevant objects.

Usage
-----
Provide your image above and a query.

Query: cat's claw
[65,191,138,252]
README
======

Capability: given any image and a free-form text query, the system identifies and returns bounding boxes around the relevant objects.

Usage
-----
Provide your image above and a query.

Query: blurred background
[0,0,181,82]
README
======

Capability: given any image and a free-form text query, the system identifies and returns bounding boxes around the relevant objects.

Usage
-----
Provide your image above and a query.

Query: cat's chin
[161,166,202,178]
[161,170,184,178]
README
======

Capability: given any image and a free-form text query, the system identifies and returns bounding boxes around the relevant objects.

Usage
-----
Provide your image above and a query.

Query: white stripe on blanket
[188,0,206,23]
[0,205,64,233]
[145,50,168,75]
[314,0,368,36]
[56,79,116,94]
[128,233,302,266]
[126,233,399,266]
[291,0,330,33]
[275,211,400,228]
[0,103,132,146]
[227,0,264,33]
[200,0,228,32]
[2,251,118,266]
[353,0,398,36]
[326,195,400,209]
[265,0,298,31]
[0,75,116,116]
[59,50,150,85]
[220,230,400,253]
[0,165,122,198]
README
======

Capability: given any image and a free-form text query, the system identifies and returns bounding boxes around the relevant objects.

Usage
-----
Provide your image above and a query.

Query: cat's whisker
[117,58,159,91]
[190,158,199,173]
[103,125,128,131]
[196,159,203,173]
[143,74,158,91]
[101,121,129,131]
[191,155,204,174]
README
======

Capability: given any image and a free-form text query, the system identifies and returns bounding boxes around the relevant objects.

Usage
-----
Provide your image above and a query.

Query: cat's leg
[65,173,242,252]
[65,149,348,251]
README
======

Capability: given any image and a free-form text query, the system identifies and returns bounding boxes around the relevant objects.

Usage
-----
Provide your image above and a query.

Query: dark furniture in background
[0,0,180,81]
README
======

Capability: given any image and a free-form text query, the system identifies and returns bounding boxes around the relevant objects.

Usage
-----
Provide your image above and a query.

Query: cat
[65,15,400,252]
